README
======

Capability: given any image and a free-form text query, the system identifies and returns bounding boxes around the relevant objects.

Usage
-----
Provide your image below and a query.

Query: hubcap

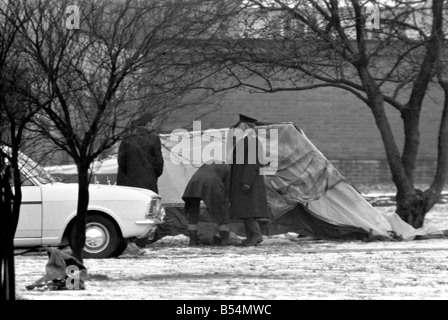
[85,222,110,254]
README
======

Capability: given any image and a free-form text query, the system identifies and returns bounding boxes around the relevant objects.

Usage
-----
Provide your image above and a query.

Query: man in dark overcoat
[182,162,231,246]
[117,116,164,193]
[229,121,270,246]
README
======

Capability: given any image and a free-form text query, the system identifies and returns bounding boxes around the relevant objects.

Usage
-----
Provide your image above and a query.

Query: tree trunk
[356,68,430,229]
[395,0,445,229]
[357,67,413,193]
[0,163,15,301]
[425,70,448,210]
[71,162,91,263]
[11,151,22,234]
[396,189,430,229]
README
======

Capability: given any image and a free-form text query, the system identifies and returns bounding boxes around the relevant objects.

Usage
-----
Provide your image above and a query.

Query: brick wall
[161,85,445,185]
[332,159,439,186]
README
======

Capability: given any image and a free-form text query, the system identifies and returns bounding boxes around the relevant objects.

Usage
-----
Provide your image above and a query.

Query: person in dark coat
[117,115,164,193]
[229,121,270,246]
[182,162,231,246]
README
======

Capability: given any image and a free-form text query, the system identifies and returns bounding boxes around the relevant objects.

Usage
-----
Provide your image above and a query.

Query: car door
[14,180,43,247]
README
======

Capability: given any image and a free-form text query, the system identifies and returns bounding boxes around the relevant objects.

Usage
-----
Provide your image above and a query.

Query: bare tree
[12,0,233,262]
[0,0,40,300]
[201,0,448,229]
[0,151,14,300]
[0,64,42,301]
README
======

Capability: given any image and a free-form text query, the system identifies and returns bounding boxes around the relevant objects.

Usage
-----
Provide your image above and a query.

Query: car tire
[113,239,128,257]
[70,214,122,259]
[134,237,149,248]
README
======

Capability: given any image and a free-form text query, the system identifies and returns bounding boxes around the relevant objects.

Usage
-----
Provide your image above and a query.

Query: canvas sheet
[257,123,345,218]
[307,182,441,240]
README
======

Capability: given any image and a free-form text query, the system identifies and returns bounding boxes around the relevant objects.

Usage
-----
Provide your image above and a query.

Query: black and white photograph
[1,0,448,304]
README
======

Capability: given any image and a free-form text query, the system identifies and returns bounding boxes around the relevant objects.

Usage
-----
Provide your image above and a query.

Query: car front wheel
[112,239,129,257]
[70,214,123,259]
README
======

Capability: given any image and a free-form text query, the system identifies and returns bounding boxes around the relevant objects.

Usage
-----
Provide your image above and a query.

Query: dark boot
[242,219,252,245]
[189,230,199,246]
[219,231,231,246]
[258,220,270,236]
[243,219,263,247]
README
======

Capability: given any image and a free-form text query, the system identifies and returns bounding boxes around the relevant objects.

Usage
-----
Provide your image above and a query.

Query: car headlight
[158,207,166,222]
[146,198,166,224]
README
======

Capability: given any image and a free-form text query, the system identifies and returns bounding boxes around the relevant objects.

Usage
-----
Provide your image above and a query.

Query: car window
[21,176,34,186]
[18,154,56,185]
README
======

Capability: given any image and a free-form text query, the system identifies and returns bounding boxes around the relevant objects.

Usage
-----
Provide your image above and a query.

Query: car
[12,152,165,258]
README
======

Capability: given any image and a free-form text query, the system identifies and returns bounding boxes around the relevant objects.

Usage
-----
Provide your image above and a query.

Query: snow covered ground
[13,204,448,301]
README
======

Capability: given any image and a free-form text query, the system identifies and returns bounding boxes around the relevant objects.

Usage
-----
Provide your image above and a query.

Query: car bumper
[133,207,165,239]
[135,219,159,226]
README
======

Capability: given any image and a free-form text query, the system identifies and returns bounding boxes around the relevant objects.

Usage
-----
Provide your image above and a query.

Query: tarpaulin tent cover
[155,121,440,240]
[255,122,440,240]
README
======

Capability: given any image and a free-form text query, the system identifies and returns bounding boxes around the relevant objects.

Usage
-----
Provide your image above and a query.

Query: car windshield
[19,154,56,185]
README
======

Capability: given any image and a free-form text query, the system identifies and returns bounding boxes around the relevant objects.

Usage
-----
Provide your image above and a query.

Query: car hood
[105,185,160,198]
[40,183,161,201]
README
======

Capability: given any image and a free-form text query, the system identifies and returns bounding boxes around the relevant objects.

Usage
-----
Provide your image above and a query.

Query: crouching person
[182,163,231,246]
